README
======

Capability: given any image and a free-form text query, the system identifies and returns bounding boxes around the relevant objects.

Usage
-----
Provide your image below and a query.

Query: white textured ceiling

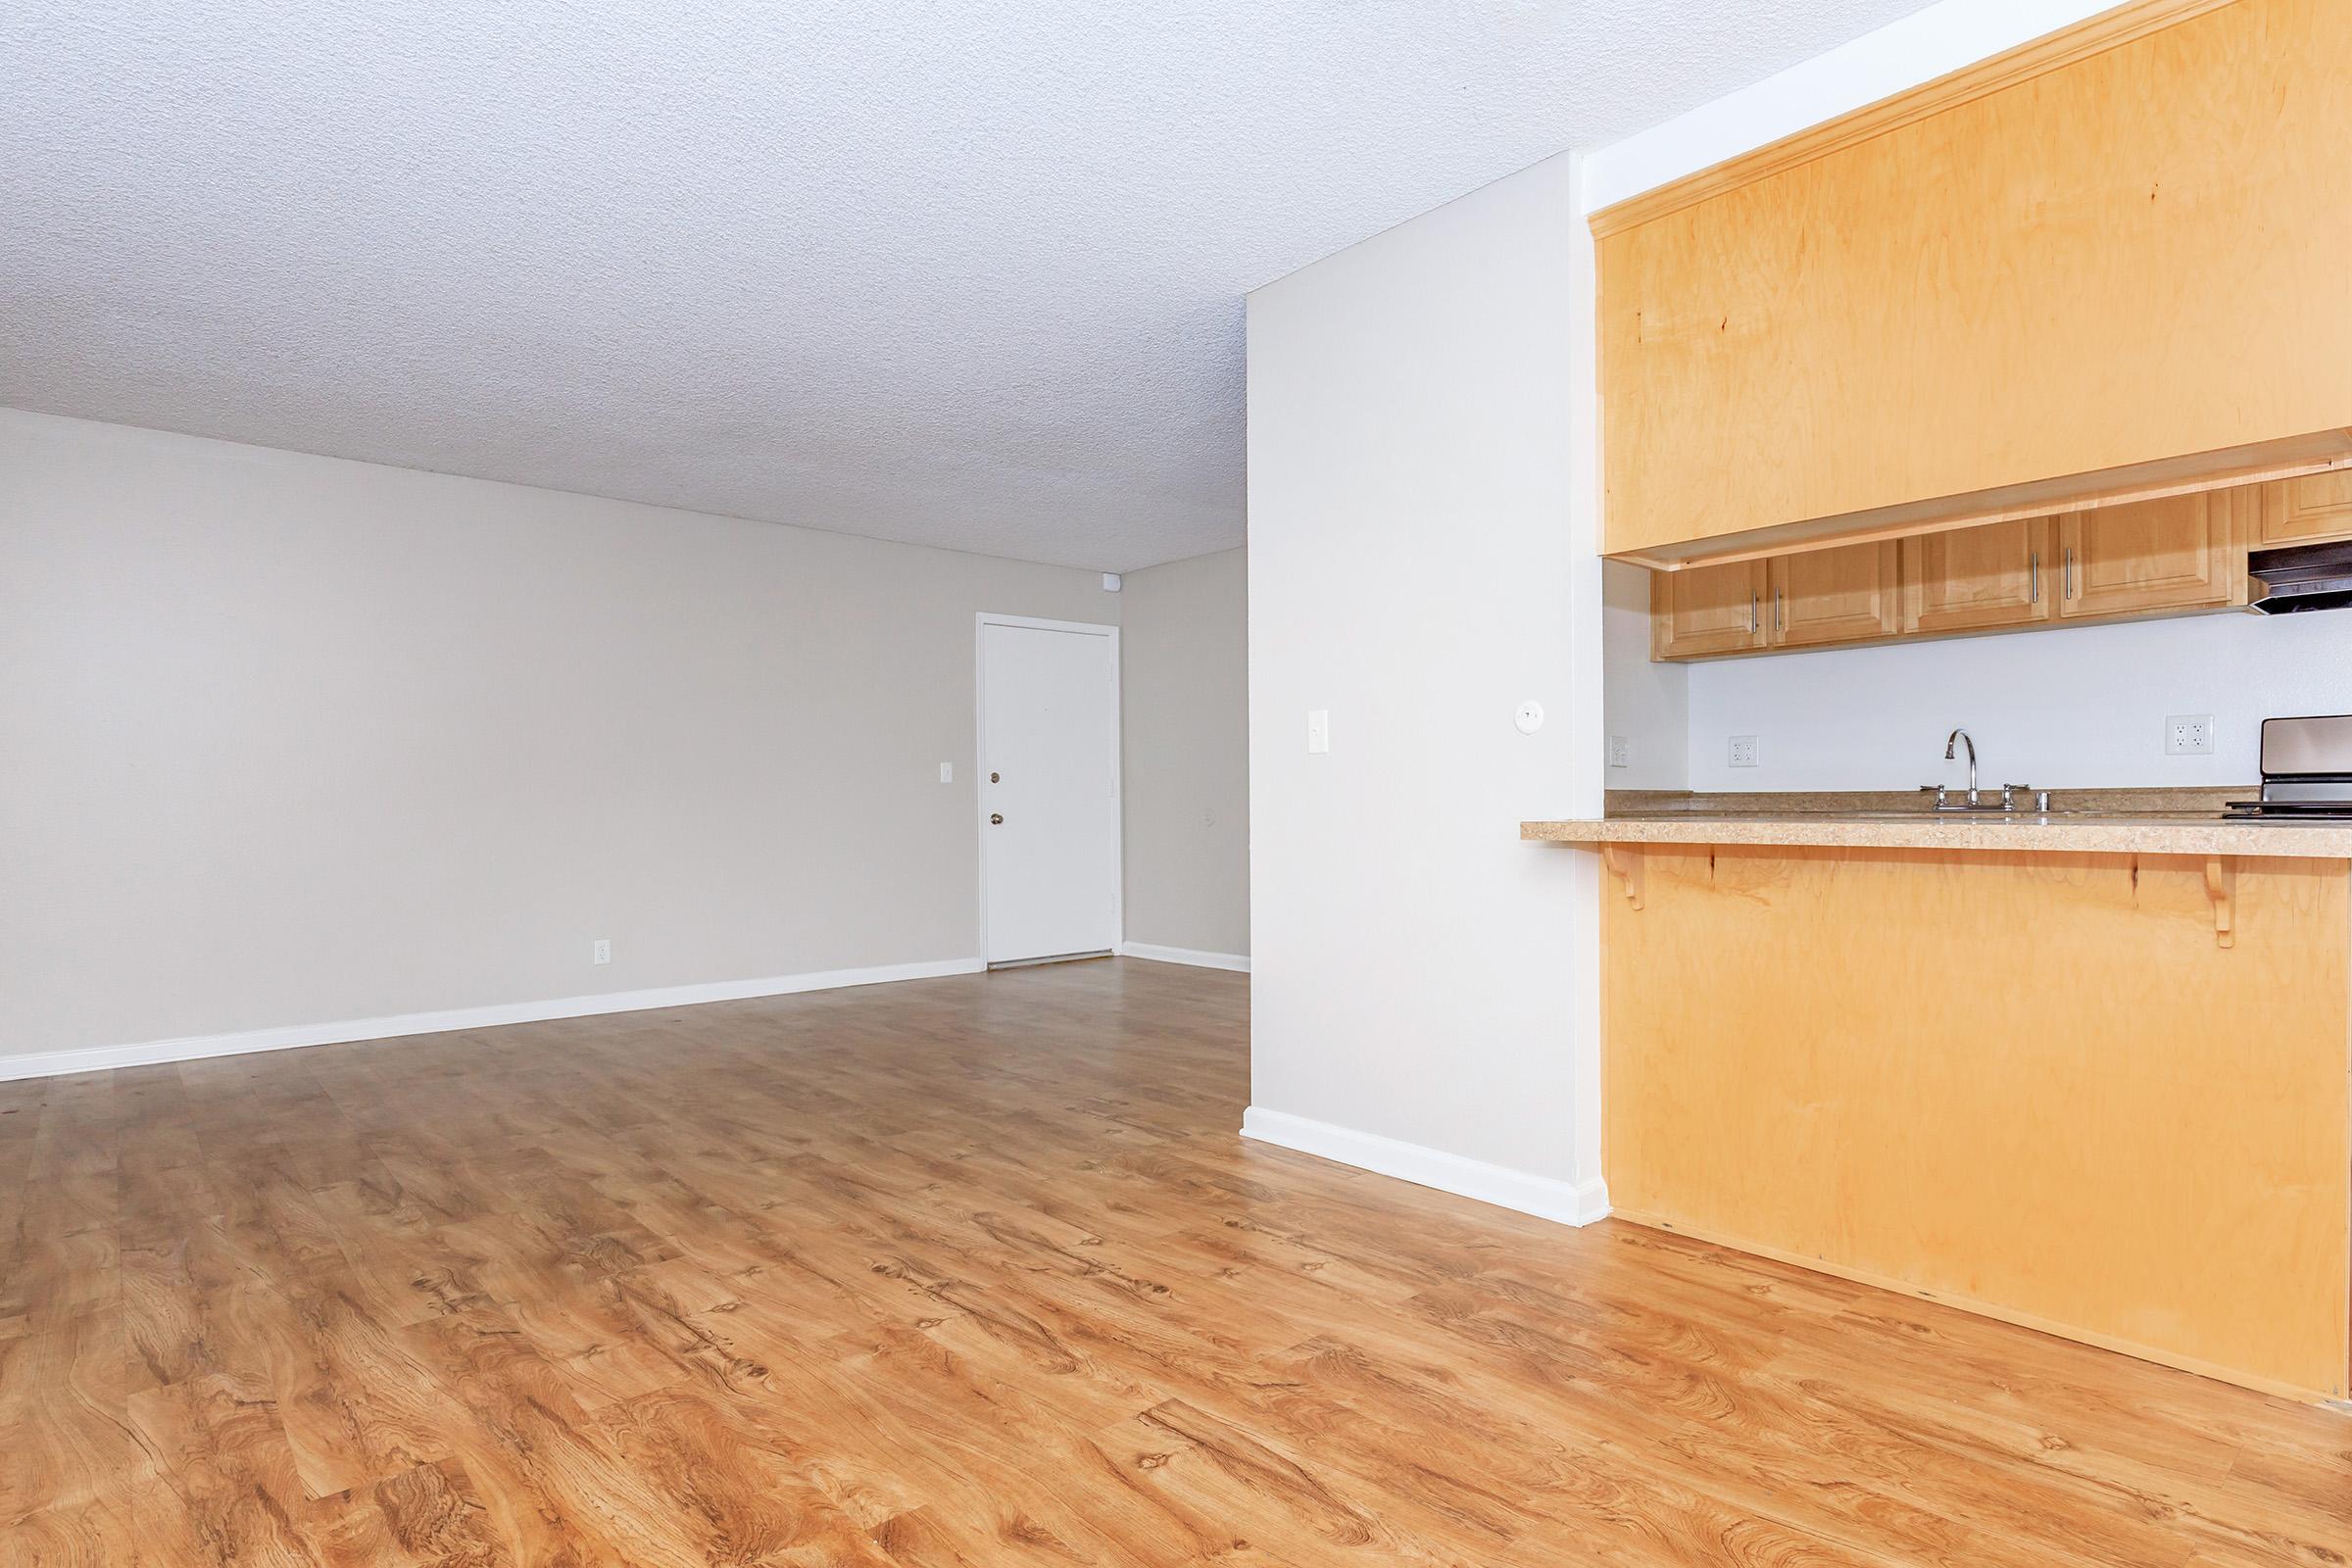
[5,1,1934,570]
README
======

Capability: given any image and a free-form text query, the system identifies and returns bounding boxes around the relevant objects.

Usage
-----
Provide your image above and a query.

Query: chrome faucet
[1924,728,2041,812]
[1945,727,1979,806]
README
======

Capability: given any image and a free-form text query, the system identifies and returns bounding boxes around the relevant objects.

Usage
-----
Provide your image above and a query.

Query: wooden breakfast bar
[1524,809,2352,1402]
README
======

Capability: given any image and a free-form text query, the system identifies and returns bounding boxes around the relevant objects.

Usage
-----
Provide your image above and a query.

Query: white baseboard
[0,957,986,1084]
[1240,1106,1610,1227]
[1116,942,1250,973]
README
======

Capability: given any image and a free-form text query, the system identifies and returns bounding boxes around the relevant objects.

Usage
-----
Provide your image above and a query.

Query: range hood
[2251,541,2352,614]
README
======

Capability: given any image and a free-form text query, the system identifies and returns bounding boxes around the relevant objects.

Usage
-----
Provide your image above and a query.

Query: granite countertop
[1520,788,2352,858]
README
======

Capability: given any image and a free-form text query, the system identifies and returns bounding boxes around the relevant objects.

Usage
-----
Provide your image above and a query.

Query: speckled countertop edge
[1602,786,2252,816]
[1525,786,2352,858]
[1521,812,2352,858]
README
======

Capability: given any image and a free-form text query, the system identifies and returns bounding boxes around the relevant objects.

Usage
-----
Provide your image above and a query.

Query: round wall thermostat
[1514,700,1544,735]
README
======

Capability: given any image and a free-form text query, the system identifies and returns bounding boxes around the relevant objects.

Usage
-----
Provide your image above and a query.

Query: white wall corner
[0,957,986,1084]
[1240,1106,1611,1228]
[1115,942,1251,973]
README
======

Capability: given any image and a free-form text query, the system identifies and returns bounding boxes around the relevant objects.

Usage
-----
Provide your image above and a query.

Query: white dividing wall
[0,409,1125,1066]
[1245,151,1608,1224]
[1119,548,1250,964]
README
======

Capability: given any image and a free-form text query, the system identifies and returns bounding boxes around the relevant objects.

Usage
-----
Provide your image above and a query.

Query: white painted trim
[1240,1106,1611,1227]
[973,612,1126,639]
[1582,0,2120,214]
[0,957,985,1084]
[1115,942,1250,973]
[974,612,1125,964]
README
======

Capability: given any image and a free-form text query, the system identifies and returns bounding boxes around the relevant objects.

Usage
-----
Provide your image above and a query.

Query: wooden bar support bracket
[2205,856,2235,949]
[1603,845,1645,911]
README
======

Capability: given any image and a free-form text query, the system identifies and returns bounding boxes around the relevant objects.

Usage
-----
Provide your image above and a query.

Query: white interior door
[978,617,1120,964]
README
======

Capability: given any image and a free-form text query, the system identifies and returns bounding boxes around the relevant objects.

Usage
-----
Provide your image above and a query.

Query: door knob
[989,813,1004,825]
[990,772,1000,783]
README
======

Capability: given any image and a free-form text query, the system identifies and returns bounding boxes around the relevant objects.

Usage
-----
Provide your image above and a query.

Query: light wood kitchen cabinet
[2057,490,2245,619]
[2262,473,2352,547]
[1650,559,1768,660]
[1900,518,2052,636]
[1646,483,2266,662]
[1595,0,2352,562]
[1766,541,1901,649]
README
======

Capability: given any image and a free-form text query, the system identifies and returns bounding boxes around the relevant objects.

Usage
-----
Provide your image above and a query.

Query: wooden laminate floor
[2,958,2347,1566]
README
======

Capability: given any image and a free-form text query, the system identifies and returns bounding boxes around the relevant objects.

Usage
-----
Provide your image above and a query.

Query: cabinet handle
[2031,551,2040,603]
[1775,587,1785,631]
[2063,546,2075,600]
[1750,593,1759,634]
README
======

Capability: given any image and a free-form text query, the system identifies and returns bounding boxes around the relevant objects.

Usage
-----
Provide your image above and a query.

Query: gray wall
[0,408,1126,1059]
[1119,548,1250,958]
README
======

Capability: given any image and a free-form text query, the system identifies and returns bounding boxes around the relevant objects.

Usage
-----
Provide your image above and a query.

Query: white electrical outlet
[1609,735,1632,769]
[592,939,612,965]
[2165,714,2214,757]
[1729,735,1760,768]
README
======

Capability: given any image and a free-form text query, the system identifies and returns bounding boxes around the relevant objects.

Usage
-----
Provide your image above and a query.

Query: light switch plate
[1306,710,1330,754]
[939,761,954,783]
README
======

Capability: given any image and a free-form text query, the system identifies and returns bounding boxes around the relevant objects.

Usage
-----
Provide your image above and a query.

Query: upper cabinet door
[1766,541,1901,649]
[1595,0,2352,559]
[2262,473,2352,547]
[1651,559,1769,660]
[1901,518,2053,635]
[2057,492,2242,618]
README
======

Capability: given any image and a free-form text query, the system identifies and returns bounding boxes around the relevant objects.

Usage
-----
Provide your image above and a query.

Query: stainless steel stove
[2225,714,2352,820]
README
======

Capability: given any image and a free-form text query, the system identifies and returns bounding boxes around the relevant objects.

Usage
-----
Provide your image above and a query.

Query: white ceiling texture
[4,1,1934,570]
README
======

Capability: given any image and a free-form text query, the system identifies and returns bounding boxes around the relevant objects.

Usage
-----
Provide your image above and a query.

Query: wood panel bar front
[1599,842,2351,1400]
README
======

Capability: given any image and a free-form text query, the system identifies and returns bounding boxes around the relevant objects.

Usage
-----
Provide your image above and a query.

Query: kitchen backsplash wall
[1612,597,2352,794]
[1601,561,1689,790]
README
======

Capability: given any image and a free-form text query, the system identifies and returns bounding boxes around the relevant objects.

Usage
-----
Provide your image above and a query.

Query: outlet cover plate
[2165,714,2214,757]
[1729,735,1760,768]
